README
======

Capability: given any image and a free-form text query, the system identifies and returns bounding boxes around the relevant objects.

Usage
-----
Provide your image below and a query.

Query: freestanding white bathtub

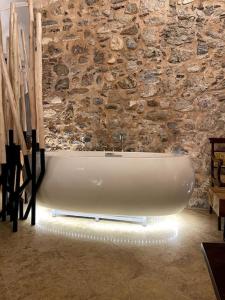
[38,151,195,222]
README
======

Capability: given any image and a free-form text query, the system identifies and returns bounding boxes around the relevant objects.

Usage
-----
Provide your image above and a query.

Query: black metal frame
[0,129,45,232]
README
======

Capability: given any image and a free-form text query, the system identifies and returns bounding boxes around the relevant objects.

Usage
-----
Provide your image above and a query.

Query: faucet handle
[119,133,124,140]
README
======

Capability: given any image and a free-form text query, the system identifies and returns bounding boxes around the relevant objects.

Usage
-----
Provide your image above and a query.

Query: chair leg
[209,206,213,214]
[223,218,225,242]
[218,216,222,231]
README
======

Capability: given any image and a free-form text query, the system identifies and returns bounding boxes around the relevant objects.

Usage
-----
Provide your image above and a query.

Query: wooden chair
[209,138,225,187]
[208,138,225,238]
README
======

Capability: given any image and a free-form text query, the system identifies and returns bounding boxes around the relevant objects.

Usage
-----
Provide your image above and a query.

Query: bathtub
[38,151,195,222]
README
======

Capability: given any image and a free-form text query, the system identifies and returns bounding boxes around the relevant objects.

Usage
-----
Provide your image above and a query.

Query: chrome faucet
[120,133,125,152]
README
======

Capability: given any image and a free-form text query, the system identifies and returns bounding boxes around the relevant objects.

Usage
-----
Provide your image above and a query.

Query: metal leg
[218,216,221,231]
[1,164,7,221]
[19,196,24,220]
[31,130,37,226]
[223,218,225,241]
[1,129,45,232]
[8,146,16,222]
[12,146,22,232]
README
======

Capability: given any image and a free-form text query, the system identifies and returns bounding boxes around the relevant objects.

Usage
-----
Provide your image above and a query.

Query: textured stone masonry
[41,0,225,208]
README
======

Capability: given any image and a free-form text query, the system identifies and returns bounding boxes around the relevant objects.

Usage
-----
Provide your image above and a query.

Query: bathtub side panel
[38,155,195,216]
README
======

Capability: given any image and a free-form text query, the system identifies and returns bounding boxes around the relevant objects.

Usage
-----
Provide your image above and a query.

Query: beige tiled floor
[0,208,222,300]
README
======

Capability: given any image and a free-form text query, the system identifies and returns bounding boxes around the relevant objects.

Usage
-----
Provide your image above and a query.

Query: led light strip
[36,223,178,246]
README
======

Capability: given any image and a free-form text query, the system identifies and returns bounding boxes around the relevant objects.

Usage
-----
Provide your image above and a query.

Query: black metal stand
[0,130,45,232]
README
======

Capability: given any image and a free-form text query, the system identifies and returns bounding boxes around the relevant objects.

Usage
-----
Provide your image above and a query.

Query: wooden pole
[0,18,8,144]
[0,50,6,164]
[35,12,45,149]
[13,12,20,109]
[21,29,28,93]
[28,0,36,130]
[8,3,14,131]
[0,51,27,155]
[13,12,21,137]
[19,64,27,132]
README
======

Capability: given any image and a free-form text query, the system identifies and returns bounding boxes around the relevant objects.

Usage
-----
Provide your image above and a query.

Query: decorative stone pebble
[183,0,193,3]
[175,99,193,112]
[105,104,118,109]
[145,111,167,121]
[141,85,158,97]
[72,45,88,55]
[55,78,69,90]
[187,65,201,73]
[49,96,62,104]
[81,74,94,86]
[93,98,104,105]
[42,20,58,27]
[142,29,157,46]
[94,50,105,64]
[78,56,88,64]
[197,42,208,55]
[121,25,139,35]
[141,70,160,84]
[126,37,137,49]
[110,36,124,51]
[44,109,57,118]
[147,99,158,107]
[163,24,195,45]
[118,76,137,89]
[53,64,69,76]
[107,57,116,64]
[125,3,138,14]
[85,0,98,6]
[105,72,115,82]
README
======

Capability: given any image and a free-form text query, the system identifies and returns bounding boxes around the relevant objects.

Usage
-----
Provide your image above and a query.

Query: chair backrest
[209,138,225,187]
[209,138,225,158]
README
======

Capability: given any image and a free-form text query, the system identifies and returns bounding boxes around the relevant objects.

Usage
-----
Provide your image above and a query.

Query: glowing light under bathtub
[36,205,179,246]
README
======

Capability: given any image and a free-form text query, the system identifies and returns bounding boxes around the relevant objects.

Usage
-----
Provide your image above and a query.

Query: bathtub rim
[44,150,191,159]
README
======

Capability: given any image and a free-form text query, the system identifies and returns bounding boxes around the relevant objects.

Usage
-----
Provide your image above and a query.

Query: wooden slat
[0,42,6,164]
[20,78,27,132]
[209,138,225,144]
[13,13,20,108]
[35,12,45,149]
[8,2,14,131]
[13,12,21,139]
[4,37,10,143]
[0,18,8,144]
[28,0,36,130]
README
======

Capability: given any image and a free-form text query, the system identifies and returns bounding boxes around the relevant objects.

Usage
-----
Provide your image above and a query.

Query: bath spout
[105,152,122,158]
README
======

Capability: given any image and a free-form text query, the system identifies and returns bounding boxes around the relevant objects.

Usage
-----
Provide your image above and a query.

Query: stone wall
[42,0,225,208]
